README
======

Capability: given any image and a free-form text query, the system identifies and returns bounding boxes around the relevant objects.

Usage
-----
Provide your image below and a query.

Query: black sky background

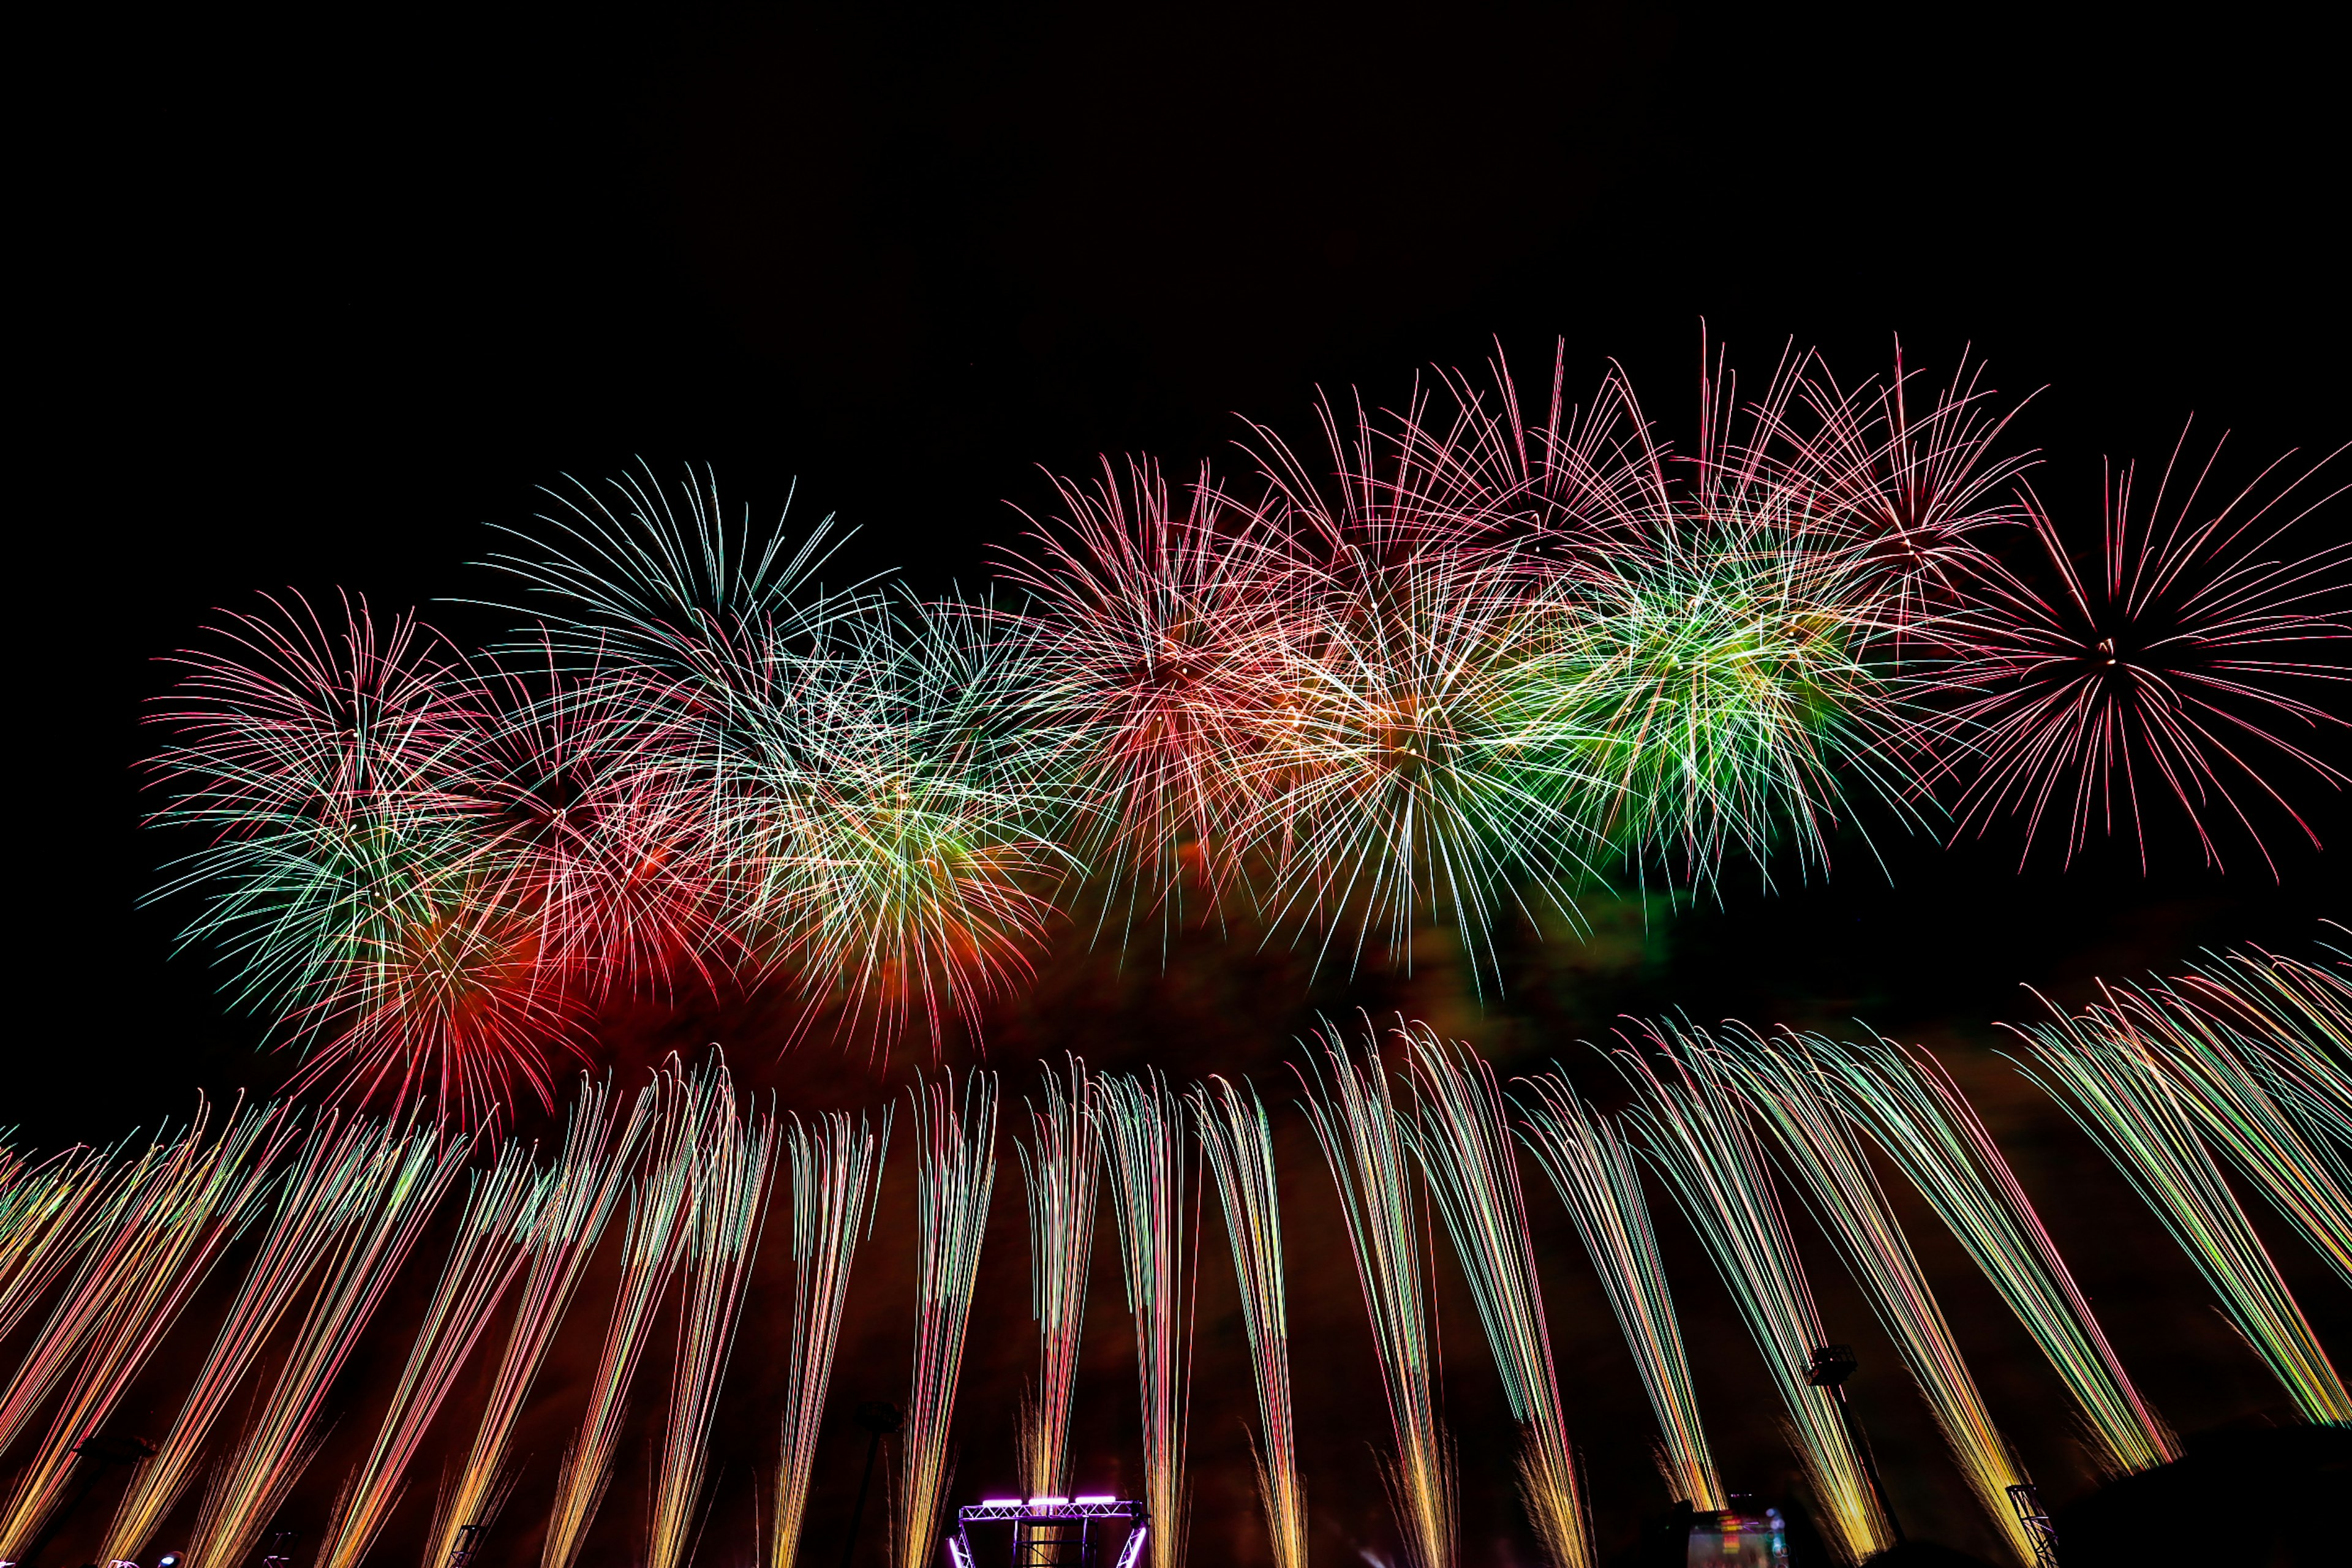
[13,5,2350,1565]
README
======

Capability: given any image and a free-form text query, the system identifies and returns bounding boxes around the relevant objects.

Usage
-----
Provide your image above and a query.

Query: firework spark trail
[1515,1074,1723,1509]
[1924,431,2351,873]
[2175,945,2352,1157]
[894,1070,997,1568]
[188,1122,469,1568]
[541,1061,707,1568]
[0,1102,282,1558]
[1099,1071,1196,1568]
[1297,1025,1455,1568]
[1189,1076,1307,1568]
[427,1078,652,1568]
[1804,1031,2175,1476]
[317,1139,540,1568]
[650,1058,778,1568]
[1000,456,1298,941]
[1016,1058,1099,1498]
[770,1109,889,1568]
[1615,1025,1889,1563]
[1403,1030,1591,1568]
[103,1111,407,1564]
[0,1139,176,1461]
[2102,977,2352,1288]
[2010,1001,2352,1423]
[0,1143,115,1350]
[1718,1030,2037,1564]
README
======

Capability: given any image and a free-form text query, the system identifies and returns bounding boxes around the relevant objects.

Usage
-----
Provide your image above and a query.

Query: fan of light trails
[1016,1057,1100,1498]
[0,1102,281,1559]
[103,1112,412,1564]
[188,1123,467,1568]
[542,1061,707,1568]
[1297,1025,1455,1568]
[0,1143,115,1349]
[1615,1024,1889,1563]
[1001,455,1297,939]
[427,1078,651,1568]
[1925,430,2350,873]
[1717,1028,2037,1564]
[771,1109,890,1568]
[894,1070,998,1568]
[1404,1030,1591,1568]
[1099,1070,1195,1568]
[1805,1030,2176,1476]
[1515,1074,1723,1509]
[651,1059,778,1568]
[2010,1000,2352,1423]
[2173,944,2352,1155]
[2101,975,2352,1289]
[1189,1076,1307,1568]
[318,1139,539,1568]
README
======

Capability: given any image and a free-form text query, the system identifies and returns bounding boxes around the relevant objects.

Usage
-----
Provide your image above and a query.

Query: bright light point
[1028,1496,1068,1507]
[980,1498,1023,1508]
[1074,1495,1116,1504]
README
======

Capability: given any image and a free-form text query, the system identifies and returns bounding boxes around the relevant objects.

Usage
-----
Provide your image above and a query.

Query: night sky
[18,6,2348,1566]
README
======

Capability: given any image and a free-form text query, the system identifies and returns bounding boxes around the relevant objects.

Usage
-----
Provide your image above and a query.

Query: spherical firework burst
[146,594,586,1123]
[999,456,1298,936]
[1926,428,2351,872]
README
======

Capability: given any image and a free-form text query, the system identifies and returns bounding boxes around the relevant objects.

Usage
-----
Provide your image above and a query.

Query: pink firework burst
[1927,426,2351,872]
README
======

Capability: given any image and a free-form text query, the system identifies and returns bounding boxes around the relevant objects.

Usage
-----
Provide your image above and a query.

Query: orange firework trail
[318,1139,540,1568]
[542,1059,709,1568]
[1615,1025,1890,1564]
[188,1121,468,1568]
[1189,1076,1306,1568]
[426,1076,651,1568]
[650,1058,777,1568]
[1298,1025,1455,1568]
[894,1069,997,1568]
[1016,1057,1099,1499]
[1515,1073,1723,1512]
[1099,1070,1196,1568]
[1806,1030,2175,1476]
[103,1111,416,1565]
[770,1108,889,1568]
[0,1101,281,1559]
[1404,1030,1591,1568]
[1718,1030,2037,1565]
[2010,999,2352,1423]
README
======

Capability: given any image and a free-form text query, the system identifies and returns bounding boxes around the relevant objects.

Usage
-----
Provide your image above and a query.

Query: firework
[1805,1031,2175,1476]
[318,1140,540,1568]
[2010,998,2352,1422]
[1717,1030,2037,1564]
[1000,456,1297,938]
[187,1123,468,1568]
[0,1142,115,1349]
[1615,1023,1890,1562]
[104,1112,415,1564]
[1404,1029,1591,1568]
[1016,1058,1100,1498]
[426,1077,652,1568]
[0,1102,281,1559]
[2173,943,2352,1154]
[1926,430,2351,872]
[1515,1074,1723,1510]
[147,592,584,1123]
[648,1060,777,1568]
[894,1070,998,1568]
[1099,1071,1195,1568]
[542,1060,710,1568]
[1189,1076,1307,1568]
[1297,1024,1455,1568]
[1237,410,1606,985]
[771,1109,891,1568]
